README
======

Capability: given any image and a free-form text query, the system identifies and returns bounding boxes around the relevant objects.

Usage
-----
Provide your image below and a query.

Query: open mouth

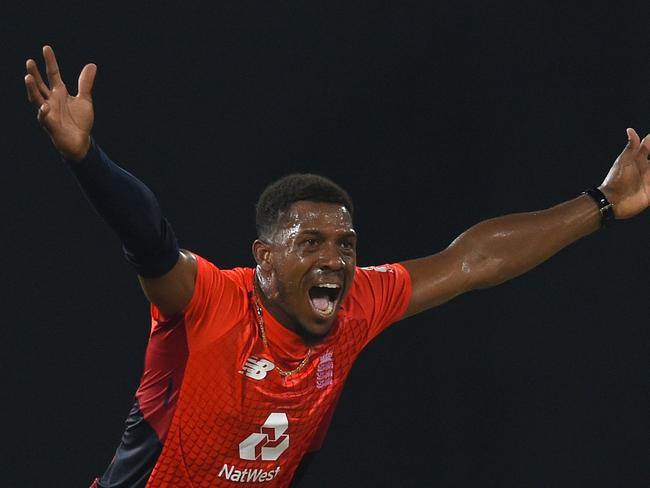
[308,283,342,317]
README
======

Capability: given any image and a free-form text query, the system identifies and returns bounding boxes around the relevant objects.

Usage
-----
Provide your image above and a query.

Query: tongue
[311,296,330,312]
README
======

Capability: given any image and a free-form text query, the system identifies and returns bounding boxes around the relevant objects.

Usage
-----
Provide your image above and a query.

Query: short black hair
[255,173,354,239]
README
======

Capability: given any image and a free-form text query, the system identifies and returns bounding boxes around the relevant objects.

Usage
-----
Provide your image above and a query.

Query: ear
[252,239,272,270]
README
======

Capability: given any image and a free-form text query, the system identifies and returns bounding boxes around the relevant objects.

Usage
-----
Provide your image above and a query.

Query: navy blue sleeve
[69,138,180,278]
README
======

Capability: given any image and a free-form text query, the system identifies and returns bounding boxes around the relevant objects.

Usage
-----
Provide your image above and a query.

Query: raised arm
[25,46,196,317]
[401,129,650,317]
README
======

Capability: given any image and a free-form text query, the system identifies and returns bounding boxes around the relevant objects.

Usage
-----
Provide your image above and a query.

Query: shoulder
[177,258,255,347]
[342,264,410,314]
[191,254,255,294]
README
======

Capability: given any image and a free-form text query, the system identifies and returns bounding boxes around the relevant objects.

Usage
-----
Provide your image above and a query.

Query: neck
[253,269,324,346]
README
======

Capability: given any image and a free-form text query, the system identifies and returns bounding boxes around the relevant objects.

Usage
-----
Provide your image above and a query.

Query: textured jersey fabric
[97,254,411,488]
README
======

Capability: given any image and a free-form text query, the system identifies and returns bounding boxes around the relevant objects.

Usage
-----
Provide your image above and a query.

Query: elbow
[457,248,507,291]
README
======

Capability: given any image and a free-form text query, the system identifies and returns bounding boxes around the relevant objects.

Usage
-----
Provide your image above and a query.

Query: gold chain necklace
[252,293,313,377]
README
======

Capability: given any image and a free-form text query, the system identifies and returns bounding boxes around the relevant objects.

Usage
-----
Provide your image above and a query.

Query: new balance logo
[241,356,275,380]
[239,412,290,461]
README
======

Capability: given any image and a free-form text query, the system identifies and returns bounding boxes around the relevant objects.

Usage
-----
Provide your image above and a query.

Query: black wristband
[582,188,615,228]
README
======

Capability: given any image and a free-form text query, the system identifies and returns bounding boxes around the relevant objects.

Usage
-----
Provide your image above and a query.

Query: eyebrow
[298,229,357,238]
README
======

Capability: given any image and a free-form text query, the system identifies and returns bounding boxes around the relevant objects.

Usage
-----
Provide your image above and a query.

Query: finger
[24,74,45,107]
[25,58,51,98]
[638,133,650,160]
[42,45,64,87]
[77,63,97,99]
[37,103,50,126]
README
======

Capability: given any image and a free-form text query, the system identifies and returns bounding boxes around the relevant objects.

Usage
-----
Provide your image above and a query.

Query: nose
[318,242,345,270]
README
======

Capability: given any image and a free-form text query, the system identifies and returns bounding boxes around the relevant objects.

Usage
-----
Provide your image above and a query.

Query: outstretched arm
[25,46,196,317]
[401,129,650,317]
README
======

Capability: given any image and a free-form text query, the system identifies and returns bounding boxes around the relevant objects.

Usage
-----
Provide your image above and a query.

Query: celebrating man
[24,45,650,488]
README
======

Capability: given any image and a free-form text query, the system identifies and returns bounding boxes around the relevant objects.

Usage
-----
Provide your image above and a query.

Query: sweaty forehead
[277,200,353,235]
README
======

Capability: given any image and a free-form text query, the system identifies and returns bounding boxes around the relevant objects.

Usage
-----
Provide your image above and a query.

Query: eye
[339,240,355,250]
[305,238,320,247]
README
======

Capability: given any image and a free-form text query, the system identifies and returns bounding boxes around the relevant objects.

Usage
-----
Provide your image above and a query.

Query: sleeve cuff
[64,136,100,169]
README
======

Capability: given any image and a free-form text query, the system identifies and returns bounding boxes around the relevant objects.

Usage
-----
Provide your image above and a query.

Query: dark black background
[3,1,649,486]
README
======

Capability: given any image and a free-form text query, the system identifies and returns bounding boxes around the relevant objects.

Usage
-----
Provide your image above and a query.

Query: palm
[25,46,97,161]
[48,85,93,152]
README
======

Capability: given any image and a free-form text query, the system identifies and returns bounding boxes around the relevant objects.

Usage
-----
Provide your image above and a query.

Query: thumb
[77,63,97,100]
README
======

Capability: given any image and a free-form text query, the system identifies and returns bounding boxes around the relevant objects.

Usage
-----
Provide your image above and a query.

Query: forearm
[452,194,601,289]
[69,138,179,277]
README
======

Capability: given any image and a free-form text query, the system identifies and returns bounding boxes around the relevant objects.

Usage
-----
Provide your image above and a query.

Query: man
[24,45,650,488]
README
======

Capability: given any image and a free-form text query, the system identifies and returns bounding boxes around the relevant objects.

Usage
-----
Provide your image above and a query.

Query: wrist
[583,187,616,227]
[61,135,92,163]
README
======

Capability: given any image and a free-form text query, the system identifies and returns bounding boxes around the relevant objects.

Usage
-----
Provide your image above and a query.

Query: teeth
[317,283,340,289]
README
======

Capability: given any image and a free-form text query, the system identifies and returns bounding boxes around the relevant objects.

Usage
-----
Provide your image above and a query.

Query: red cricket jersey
[96,254,411,488]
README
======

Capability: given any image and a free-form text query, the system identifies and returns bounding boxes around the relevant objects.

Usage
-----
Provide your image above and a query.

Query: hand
[24,46,97,162]
[599,128,650,219]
